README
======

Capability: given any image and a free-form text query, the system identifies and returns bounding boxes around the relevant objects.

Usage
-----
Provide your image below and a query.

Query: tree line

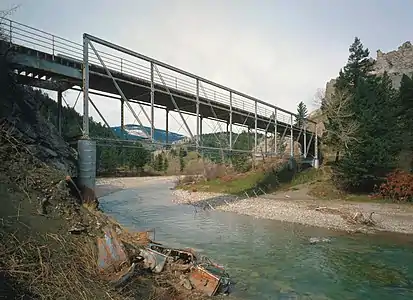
[321,37,413,197]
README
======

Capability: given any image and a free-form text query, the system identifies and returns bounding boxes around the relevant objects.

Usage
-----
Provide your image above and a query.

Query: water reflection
[100,180,413,300]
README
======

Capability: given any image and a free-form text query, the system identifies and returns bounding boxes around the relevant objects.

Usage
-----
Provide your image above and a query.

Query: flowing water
[99,179,413,300]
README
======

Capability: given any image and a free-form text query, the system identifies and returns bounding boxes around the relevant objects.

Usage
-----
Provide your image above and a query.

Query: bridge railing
[0,18,307,129]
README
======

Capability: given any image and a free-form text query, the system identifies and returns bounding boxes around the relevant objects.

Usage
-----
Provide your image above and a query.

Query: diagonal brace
[154,65,194,139]
[88,40,151,139]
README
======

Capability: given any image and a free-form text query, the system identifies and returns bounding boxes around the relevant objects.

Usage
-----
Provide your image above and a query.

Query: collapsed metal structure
[1,18,320,194]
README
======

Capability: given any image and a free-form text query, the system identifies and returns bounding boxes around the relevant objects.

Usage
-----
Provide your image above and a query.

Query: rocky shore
[172,188,413,235]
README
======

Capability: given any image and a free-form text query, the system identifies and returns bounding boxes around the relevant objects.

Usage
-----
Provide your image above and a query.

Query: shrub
[203,163,227,181]
[379,170,413,202]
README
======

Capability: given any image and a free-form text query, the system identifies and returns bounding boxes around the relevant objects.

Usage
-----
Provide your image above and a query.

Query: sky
[1,0,412,137]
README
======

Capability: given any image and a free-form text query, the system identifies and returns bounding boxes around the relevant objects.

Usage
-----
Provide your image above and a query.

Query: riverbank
[95,176,413,235]
[171,186,413,235]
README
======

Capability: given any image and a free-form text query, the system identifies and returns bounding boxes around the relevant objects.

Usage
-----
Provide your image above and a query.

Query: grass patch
[181,163,322,196]
[289,168,324,186]
[186,171,266,194]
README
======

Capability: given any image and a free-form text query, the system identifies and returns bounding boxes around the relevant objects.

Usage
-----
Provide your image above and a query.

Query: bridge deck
[3,41,317,154]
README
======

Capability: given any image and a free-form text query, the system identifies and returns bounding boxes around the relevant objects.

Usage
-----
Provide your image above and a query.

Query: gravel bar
[172,189,413,234]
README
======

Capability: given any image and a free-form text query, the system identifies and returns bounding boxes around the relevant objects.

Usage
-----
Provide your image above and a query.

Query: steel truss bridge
[0,18,320,166]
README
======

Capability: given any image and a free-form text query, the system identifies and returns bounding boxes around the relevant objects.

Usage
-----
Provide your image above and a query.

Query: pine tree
[178,148,185,173]
[334,72,401,192]
[163,156,169,173]
[295,101,308,128]
[398,74,413,170]
[335,37,374,91]
[128,144,150,173]
[324,37,373,162]
[155,153,163,171]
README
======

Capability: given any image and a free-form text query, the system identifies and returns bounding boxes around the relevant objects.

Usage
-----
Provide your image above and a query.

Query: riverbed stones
[171,189,413,234]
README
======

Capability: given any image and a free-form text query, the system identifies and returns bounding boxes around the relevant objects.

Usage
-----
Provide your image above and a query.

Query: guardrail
[0,18,308,127]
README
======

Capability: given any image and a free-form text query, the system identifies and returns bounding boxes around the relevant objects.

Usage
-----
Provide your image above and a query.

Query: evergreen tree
[324,37,373,162]
[398,74,413,170]
[295,101,308,128]
[163,156,169,173]
[334,72,401,192]
[128,145,150,173]
[335,37,374,91]
[100,147,117,173]
[178,148,185,173]
[327,37,403,192]
[156,153,164,171]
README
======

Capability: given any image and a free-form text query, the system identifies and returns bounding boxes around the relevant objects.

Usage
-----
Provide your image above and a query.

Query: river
[99,178,413,300]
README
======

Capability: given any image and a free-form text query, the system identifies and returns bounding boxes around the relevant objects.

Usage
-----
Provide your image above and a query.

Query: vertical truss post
[254,101,258,156]
[248,127,251,150]
[196,79,200,151]
[229,91,233,152]
[303,122,307,158]
[57,90,62,135]
[166,109,169,145]
[120,99,124,138]
[290,114,294,157]
[274,109,278,155]
[200,116,203,155]
[226,122,229,140]
[150,62,155,140]
[154,65,193,139]
[305,132,314,158]
[88,40,151,139]
[264,132,267,156]
[82,34,89,138]
[88,96,118,139]
[314,124,319,168]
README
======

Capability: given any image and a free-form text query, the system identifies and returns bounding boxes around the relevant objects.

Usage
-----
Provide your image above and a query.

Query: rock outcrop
[325,41,413,97]
[0,74,77,177]
[372,41,413,88]
[312,41,413,136]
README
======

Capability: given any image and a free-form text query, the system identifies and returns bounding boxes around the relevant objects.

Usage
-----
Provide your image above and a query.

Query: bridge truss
[0,18,320,165]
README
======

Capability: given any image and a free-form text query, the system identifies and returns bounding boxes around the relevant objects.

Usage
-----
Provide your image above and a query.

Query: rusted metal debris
[138,244,231,296]
[97,226,129,273]
[96,226,231,296]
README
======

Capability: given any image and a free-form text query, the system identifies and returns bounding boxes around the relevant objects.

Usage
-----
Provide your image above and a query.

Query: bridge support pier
[77,139,97,203]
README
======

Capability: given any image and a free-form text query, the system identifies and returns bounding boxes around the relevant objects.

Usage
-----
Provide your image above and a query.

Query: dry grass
[0,229,124,300]
[0,120,213,300]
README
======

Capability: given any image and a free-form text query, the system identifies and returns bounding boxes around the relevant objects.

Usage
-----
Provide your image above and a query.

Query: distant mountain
[111,124,186,143]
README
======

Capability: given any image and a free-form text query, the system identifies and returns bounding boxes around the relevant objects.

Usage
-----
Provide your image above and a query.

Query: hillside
[112,124,185,143]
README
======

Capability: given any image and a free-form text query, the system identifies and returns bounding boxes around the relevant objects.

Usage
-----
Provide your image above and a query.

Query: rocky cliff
[313,41,413,138]
[372,41,413,88]
[0,76,77,177]
[325,41,413,99]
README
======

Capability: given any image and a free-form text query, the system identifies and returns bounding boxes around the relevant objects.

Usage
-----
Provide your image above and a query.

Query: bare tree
[315,86,360,161]
[1,5,20,42]
[313,88,326,108]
